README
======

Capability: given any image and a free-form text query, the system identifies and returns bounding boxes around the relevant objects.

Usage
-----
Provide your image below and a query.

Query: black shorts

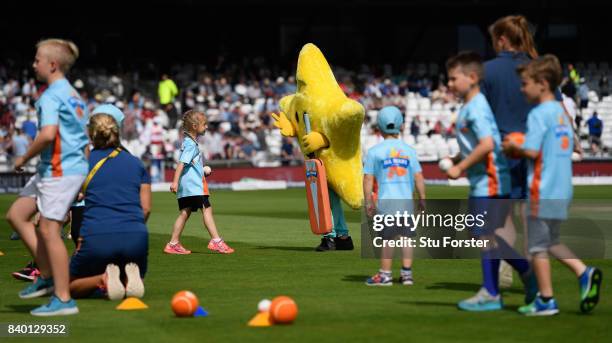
[178,195,211,211]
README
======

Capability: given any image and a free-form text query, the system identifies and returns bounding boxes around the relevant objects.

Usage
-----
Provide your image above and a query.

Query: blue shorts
[468,195,511,237]
[507,157,527,199]
[70,232,148,278]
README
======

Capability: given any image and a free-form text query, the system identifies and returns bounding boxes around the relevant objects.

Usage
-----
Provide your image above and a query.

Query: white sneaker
[499,260,514,289]
[105,264,125,301]
[125,263,145,298]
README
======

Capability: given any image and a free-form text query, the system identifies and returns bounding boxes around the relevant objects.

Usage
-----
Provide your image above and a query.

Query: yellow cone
[248,311,272,327]
[0,251,4,256]
[116,297,148,310]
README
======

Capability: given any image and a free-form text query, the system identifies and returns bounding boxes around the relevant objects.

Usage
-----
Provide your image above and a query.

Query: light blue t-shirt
[523,100,573,219]
[364,138,422,204]
[177,136,206,198]
[35,78,89,177]
[455,93,510,197]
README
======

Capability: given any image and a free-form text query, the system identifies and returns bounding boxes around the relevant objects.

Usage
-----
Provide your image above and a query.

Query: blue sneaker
[457,288,503,311]
[518,295,559,316]
[19,276,54,299]
[31,295,79,316]
[366,272,393,286]
[520,269,539,304]
[579,266,603,313]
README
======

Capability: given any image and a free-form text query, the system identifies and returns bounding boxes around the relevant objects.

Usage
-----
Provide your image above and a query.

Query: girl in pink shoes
[165,110,234,255]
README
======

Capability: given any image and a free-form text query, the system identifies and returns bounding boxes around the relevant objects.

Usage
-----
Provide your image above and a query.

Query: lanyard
[81,147,122,193]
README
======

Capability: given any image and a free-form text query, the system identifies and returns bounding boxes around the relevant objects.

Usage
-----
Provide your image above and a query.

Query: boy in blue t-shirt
[504,55,602,316]
[6,39,87,316]
[363,106,426,286]
[446,51,536,312]
[166,110,234,254]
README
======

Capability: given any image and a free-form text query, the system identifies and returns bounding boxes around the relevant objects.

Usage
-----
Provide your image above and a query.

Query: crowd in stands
[1,59,611,176]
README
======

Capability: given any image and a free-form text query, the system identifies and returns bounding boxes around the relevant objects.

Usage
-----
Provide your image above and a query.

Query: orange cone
[116,297,148,310]
[248,311,272,327]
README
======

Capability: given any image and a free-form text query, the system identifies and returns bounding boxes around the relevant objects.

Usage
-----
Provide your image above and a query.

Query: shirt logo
[555,124,571,150]
[68,95,86,118]
[382,148,409,179]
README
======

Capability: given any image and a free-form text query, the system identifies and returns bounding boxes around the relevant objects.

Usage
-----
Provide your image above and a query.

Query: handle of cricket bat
[303,113,315,159]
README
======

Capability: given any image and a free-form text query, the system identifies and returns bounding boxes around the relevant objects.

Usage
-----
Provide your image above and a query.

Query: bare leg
[533,252,553,297]
[549,244,587,277]
[7,198,53,277]
[70,274,104,298]
[6,197,39,257]
[401,245,413,269]
[38,217,71,302]
[519,203,529,258]
[496,212,517,246]
[202,207,220,239]
[170,209,191,243]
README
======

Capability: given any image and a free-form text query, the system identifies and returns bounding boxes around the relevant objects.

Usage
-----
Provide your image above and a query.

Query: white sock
[379,269,392,276]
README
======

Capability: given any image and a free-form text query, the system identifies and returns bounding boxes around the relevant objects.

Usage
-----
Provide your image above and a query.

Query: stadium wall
[3,161,612,194]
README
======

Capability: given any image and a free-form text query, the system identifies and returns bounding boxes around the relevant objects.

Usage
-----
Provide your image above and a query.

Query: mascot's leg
[315,188,354,251]
[328,188,347,237]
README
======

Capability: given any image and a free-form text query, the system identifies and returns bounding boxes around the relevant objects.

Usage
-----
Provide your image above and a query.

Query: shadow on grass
[399,300,458,308]
[254,246,314,252]
[426,282,524,294]
[0,304,37,313]
[342,275,371,282]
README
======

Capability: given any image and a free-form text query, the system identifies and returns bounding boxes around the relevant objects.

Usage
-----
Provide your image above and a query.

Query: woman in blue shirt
[69,113,151,300]
[481,15,539,287]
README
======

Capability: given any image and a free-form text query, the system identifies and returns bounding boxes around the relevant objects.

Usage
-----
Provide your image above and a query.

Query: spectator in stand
[22,113,37,140]
[149,117,165,182]
[578,78,590,114]
[12,125,30,160]
[568,63,580,87]
[599,74,610,97]
[587,111,603,154]
[280,137,295,166]
[158,73,179,128]
[562,77,577,100]
[562,93,578,129]
[410,115,420,140]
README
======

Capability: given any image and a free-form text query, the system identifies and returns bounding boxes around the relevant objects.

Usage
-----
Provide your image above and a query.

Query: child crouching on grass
[165,110,234,255]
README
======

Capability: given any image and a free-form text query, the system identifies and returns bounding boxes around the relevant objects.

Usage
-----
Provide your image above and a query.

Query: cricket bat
[303,113,333,235]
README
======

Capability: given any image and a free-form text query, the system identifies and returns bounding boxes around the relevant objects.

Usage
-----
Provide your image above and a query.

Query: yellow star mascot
[271,43,365,251]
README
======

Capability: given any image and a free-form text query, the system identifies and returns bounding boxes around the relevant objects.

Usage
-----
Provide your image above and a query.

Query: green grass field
[1,185,611,342]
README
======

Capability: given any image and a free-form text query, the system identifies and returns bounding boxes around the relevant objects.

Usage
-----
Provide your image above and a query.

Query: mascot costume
[271,43,365,251]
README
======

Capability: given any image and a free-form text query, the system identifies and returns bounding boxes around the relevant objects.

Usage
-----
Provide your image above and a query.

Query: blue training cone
[193,306,208,317]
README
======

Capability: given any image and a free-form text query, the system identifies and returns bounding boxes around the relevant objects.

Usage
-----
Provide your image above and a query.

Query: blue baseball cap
[91,104,125,128]
[377,106,403,134]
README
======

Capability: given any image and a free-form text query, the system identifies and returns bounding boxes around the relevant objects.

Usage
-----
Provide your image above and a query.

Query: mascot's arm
[327,99,365,130]
[271,111,296,137]
[302,131,329,155]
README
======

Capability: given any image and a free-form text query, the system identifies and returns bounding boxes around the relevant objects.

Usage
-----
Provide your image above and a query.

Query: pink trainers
[164,242,192,255]
[207,239,234,254]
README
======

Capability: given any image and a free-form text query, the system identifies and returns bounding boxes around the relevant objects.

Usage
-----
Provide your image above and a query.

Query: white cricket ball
[571,152,582,162]
[258,299,271,312]
[438,158,453,172]
[203,166,212,175]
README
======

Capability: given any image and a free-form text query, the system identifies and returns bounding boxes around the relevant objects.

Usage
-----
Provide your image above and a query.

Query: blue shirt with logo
[523,101,573,219]
[455,93,510,197]
[35,78,89,177]
[81,148,151,237]
[364,138,422,202]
